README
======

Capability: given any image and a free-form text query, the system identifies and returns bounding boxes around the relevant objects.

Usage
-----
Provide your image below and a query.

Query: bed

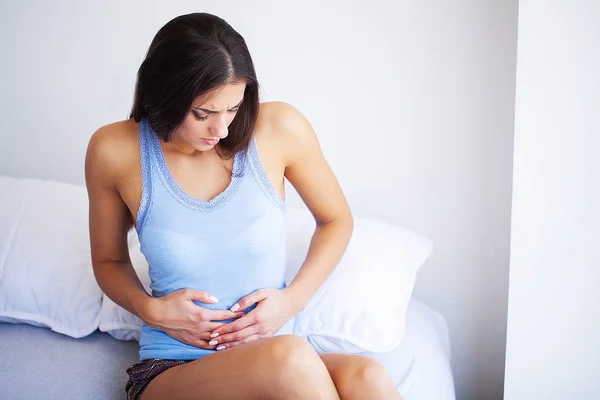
[0,176,456,399]
[0,296,454,400]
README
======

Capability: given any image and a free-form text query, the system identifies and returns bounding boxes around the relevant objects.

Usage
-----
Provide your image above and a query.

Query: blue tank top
[135,118,295,361]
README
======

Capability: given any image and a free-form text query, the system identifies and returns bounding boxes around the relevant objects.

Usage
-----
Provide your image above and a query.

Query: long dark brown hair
[130,13,259,158]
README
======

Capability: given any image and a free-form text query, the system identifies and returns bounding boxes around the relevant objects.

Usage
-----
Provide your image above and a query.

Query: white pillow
[0,176,103,338]
[100,206,433,353]
[285,206,433,353]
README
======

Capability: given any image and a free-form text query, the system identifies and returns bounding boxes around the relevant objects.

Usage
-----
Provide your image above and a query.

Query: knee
[262,336,340,398]
[263,335,322,378]
[337,356,394,396]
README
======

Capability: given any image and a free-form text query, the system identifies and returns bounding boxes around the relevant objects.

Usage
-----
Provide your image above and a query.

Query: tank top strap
[135,118,155,235]
[246,136,285,209]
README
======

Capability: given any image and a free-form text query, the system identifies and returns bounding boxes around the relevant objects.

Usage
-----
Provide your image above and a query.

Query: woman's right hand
[142,288,245,350]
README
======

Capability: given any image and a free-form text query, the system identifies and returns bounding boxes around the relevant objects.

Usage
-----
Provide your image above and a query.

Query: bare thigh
[139,335,340,400]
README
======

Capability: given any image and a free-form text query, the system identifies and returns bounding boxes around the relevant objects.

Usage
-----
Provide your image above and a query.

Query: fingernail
[210,295,219,303]
[230,303,240,312]
[209,340,219,346]
[216,345,226,351]
[210,332,219,338]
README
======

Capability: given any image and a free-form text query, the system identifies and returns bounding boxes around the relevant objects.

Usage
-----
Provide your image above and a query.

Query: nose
[208,113,229,139]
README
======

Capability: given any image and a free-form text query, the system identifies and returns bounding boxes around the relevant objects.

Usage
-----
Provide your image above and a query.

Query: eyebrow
[193,98,244,114]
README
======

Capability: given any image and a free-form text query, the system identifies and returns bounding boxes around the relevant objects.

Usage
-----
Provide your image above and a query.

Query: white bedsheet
[362,297,456,400]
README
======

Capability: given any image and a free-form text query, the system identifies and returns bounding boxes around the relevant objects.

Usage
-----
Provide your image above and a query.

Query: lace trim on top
[145,119,245,212]
[247,136,285,209]
[136,119,153,235]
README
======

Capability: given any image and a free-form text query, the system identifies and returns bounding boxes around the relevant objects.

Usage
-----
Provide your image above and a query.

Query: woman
[85,12,402,400]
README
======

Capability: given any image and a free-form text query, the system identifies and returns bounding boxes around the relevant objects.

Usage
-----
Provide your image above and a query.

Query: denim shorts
[125,358,194,400]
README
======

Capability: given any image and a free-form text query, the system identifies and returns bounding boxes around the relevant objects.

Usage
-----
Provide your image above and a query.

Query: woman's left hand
[209,287,300,350]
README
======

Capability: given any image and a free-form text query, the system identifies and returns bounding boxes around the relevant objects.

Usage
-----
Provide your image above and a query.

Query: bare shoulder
[255,101,321,167]
[85,119,140,188]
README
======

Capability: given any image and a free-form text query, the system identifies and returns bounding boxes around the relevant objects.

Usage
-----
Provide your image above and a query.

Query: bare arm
[279,102,354,311]
[84,127,154,323]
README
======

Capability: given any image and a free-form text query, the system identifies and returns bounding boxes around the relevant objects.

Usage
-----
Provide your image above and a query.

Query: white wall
[0,1,518,399]
[504,1,600,398]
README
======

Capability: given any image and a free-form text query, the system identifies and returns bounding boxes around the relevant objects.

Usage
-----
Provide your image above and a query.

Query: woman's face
[172,81,247,152]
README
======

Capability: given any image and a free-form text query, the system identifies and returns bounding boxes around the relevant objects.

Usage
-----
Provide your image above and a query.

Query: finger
[230,289,268,312]
[206,321,228,330]
[184,288,219,304]
[203,309,246,321]
[189,339,216,350]
[198,331,230,343]
[211,325,260,345]
[210,313,255,337]
[195,322,227,342]
[197,332,213,341]
[216,334,262,351]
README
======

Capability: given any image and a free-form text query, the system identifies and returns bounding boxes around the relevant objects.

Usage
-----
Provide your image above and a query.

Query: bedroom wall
[504,0,600,398]
[0,1,518,399]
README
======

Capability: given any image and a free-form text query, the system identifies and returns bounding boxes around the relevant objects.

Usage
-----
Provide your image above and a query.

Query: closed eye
[193,108,239,121]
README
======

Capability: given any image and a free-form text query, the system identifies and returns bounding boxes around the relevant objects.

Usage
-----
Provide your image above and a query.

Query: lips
[202,138,219,145]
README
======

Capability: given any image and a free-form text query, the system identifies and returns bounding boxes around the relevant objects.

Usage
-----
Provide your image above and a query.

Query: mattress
[0,297,454,400]
[364,297,456,400]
